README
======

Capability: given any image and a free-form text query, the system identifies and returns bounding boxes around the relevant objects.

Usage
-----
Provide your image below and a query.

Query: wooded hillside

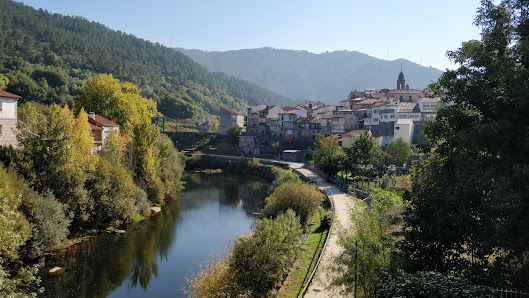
[0,0,292,119]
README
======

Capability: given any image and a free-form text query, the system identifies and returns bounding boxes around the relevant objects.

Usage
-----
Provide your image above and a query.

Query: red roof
[282,106,295,111]
[220,107,244,115]
[87,113,119,128]
[0,90,22,100]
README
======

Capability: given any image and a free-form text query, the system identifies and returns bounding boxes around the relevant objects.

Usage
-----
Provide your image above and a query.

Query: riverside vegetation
[306,1,529,295]
[183,164,328,297]
[0,77,184,297]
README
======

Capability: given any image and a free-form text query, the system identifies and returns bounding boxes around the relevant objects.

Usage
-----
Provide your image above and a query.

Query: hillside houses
[220,71,440,150]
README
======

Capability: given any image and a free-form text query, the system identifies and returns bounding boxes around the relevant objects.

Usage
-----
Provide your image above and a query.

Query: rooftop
[88,113,119,127]
[343,129,368,137]
[420,97,441,103]
[398,102,420,113]
[387,89,424,94]
[221,107,244,115]
[396,118,414,125]
[0,90,22,100]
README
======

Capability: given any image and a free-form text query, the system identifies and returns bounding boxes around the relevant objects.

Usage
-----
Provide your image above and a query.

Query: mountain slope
[0,0,292,119]
[176,47,444,103]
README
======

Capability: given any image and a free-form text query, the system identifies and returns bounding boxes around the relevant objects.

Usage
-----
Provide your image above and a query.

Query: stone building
[0,90,21,147]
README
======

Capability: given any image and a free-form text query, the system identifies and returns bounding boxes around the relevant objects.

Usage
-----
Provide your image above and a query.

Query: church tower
[397,70,405,90]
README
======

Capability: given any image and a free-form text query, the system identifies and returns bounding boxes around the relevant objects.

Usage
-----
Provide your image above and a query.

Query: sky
[16,0,484,70]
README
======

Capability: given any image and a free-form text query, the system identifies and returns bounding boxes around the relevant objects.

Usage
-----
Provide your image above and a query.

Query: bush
[262,181,323,228]
[232,210,303,296]
[85,158,137,226]
[269,169,301,193]
[26,191,70,254]
[378,271,496,298]
[134,186,149,216]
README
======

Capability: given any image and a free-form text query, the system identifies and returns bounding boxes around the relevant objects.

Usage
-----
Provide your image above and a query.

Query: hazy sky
[16,0,483,70]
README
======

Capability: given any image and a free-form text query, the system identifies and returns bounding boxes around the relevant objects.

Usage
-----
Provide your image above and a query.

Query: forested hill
[0,0,293,119]
[176,47,444,103]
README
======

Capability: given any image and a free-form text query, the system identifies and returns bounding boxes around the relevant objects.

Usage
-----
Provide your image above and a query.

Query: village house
[0,90,21,148]
[419,97,441,120]
[219,107,244,135]
[394,118,414,144]
[341,129,371,148]
[81,112,120,151]
[246,105,282,136]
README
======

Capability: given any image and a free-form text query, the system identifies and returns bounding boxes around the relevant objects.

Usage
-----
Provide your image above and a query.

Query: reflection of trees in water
[38,173,268,297]
[39,199,182,298]
[181,172,269,214]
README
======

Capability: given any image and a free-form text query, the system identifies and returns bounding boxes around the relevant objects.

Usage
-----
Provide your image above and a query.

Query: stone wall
[0,119,18,147]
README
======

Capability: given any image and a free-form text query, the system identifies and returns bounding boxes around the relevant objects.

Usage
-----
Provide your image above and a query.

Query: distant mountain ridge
[176,47,444,104]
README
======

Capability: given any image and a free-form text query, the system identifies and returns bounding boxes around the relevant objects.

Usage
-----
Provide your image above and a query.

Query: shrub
[85,158,137,226]
[269,169,301,193]
[262,181,323,228]
[232,210,303,296]
[378,271,496,298]
[26,191,70,254]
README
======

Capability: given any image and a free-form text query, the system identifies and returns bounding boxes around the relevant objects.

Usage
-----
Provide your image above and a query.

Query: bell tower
[397,70,405,90]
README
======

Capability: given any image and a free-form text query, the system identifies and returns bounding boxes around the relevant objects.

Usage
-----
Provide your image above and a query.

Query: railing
[492,288,529,298]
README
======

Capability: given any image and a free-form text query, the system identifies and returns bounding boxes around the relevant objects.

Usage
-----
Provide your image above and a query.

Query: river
[37,172,270,297]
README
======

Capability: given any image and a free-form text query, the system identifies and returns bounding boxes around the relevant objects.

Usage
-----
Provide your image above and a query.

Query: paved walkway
[286,163,354,298]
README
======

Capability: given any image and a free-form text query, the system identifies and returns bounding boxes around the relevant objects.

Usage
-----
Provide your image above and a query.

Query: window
[0,125,2,135]
[395,126,400,130]
[0,102,2,111]
[374,118,379,122]
[390,115,395,119]
[399,96,403,101]
[409,96,412,101]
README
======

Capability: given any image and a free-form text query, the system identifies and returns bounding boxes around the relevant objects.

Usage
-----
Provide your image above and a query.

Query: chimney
[88,112,96,120]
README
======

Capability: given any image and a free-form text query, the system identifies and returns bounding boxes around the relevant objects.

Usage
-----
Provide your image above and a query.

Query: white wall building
[0,90,21,148]
[394,118,414,144]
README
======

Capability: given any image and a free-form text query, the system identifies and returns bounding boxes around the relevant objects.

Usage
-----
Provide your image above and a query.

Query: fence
[493,288,529,298]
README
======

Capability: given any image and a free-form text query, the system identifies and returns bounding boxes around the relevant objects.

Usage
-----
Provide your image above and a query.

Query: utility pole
[354,240,358,298]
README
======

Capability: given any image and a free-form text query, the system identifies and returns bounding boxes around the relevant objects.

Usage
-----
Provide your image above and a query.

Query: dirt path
[286,163,355,298]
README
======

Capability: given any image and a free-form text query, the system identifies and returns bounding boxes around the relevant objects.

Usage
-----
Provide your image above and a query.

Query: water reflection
[38,172,269,298]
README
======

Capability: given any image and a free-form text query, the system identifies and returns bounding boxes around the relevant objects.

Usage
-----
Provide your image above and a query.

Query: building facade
[0,90,21,148]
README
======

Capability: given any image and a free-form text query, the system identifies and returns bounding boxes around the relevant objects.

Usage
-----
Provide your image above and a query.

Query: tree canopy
[402,0,529,289]
[384,137,412,165]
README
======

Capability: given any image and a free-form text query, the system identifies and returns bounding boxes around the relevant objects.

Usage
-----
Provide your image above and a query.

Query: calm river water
[38,172,270,297]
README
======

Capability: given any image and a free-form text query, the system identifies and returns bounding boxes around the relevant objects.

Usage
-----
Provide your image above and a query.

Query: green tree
[313,135,344,177]
[232,210,303,296]
[225,125,240,147]
[402,0,529,289]
[75,74,156,135]
[332,190,402,296]
[0,74,9,90]
[209,119,219,133]
[347,131,383,177]
[262,180,323,229]
[384,137,412,165]
[17,103,94,224]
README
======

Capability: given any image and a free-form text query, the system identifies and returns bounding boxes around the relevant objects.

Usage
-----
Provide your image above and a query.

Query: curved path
[184,153,354,296]
[286,163,354,297]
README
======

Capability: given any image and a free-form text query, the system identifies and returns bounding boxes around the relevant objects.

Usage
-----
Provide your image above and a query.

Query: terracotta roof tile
[220,107,244,115]
[0,90,22,100]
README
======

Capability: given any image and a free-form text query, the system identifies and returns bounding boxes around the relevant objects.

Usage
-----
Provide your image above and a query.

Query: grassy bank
[277,201,331,297]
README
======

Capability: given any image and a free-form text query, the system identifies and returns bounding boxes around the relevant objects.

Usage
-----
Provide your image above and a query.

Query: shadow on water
[38,172,269,298]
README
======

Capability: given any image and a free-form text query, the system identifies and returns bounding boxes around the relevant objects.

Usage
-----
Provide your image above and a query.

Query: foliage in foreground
[401,0,529,288]
[184,210,303,297]
[331,189,403,297]
[377,271,496,298]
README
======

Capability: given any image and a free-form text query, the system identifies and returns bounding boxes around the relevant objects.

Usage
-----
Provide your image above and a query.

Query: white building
[394,118,414,144]
[0,90,21,148]
[419,97,441,121]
